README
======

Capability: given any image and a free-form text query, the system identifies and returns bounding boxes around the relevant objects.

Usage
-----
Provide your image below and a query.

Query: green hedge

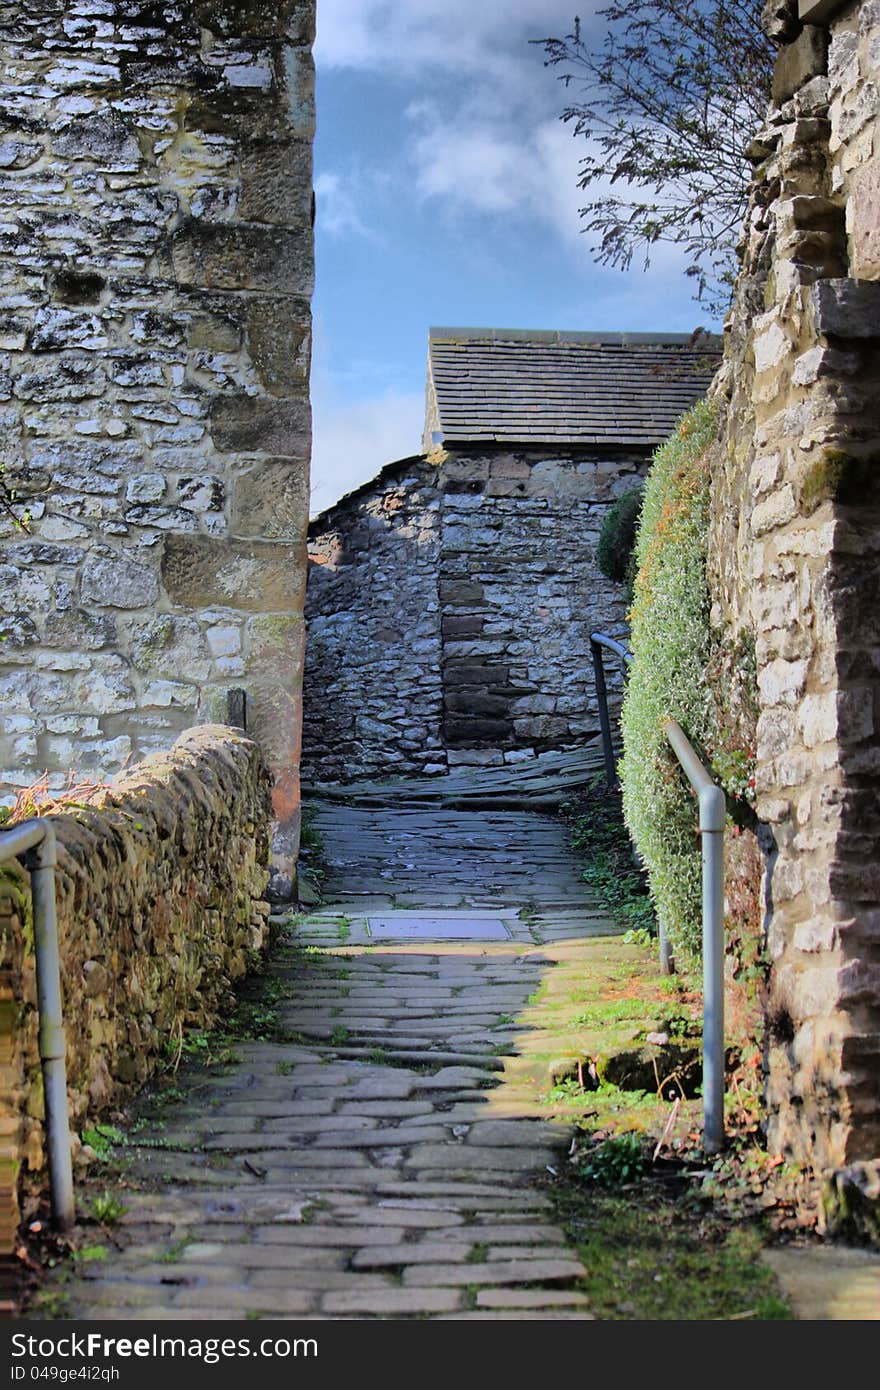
[597,486,643,599]
[619,399,716,964]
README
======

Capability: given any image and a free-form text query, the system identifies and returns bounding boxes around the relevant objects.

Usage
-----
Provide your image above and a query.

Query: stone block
[29,307,107,353]
[171,221,313,294]
[240,141,313,226]
[441,615,484,638]
[246,298,311,394]
[440,580,484,605]
[797,0,843,21]
[53,111,141,167]
[773,27,828,105]
[193,0,315,42]
[444,662,509,687]
[81,551,159,609]
[444,716,512,743]
[209,393,310,455]
[162,535,304,612]
[245,613,304,681]
[850,160,880,280]
[441,458,490,483]
[811,278,880,339]
[126,614,213,684]
[43,609,117,651]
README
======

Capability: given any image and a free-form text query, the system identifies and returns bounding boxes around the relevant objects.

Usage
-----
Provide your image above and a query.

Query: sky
[309,0,724,516]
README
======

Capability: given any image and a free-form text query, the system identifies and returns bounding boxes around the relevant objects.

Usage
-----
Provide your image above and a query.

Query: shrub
[619,398,716,964]
[597,486,643,598]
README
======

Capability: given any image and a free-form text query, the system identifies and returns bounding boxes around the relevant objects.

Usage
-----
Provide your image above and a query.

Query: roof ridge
[428,326,720,346]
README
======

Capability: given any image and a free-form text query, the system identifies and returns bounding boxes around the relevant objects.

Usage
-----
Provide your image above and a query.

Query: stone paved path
[58,804,618,1320]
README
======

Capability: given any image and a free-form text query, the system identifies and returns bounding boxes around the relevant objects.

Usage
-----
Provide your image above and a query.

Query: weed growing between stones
[297,805,327,904]
[83,1192,127,1225]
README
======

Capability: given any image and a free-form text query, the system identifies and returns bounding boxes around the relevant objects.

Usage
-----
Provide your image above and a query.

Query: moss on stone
[801,448,880,511]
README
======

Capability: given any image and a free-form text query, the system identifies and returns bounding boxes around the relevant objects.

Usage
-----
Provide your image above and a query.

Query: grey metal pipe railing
[589,631,673,975]
[663,718,727,1155]
[589,632,632,790]
[1,818,75,1230]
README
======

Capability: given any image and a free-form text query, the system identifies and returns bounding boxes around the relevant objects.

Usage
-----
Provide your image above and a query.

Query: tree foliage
[535,1,774,310]
[596,485,643,599]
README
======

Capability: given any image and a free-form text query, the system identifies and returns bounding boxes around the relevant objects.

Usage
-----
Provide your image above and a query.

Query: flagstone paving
[56,805,620,1320]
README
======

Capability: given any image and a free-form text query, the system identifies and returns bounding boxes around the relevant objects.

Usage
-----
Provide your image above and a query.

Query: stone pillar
[0,1,315,898]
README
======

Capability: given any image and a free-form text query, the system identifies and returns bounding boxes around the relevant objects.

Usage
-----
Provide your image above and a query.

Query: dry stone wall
[0,725,273,1248]
[303,447,645,784]
[710,0,880,1177]
[0,0,315,897]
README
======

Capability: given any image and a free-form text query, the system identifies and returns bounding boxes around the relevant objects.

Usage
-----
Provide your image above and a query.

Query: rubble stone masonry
[0,1,315,897]
[711,0,880,1178]
[304,447,644,785]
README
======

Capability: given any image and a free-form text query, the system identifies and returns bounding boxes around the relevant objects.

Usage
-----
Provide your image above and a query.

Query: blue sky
[310,1,724,515]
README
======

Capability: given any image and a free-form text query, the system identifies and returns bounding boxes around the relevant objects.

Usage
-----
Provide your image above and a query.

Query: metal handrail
[589,631,632,789]
[589,635,728,1149]
[1,819,74,1230]
[664,718,726,1154]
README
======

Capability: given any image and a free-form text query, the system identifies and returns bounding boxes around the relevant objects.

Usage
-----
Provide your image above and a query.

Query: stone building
[0,0,316,895]
[303,328,719,785]
[709,0,880,1180]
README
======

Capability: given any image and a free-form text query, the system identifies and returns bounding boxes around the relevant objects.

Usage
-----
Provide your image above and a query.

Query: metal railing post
[2,819,75,1230]
[664,717,727,1154]
[589,636,618,789]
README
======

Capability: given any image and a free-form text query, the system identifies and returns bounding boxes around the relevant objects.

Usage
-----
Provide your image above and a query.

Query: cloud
[408,105,701,288]
[314,171,379,241]
[315,0,584,81]
[407,105,592,246]
[309,389,426,517]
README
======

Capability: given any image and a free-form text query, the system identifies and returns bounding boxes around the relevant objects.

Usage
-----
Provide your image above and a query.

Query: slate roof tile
[426,327,721,449]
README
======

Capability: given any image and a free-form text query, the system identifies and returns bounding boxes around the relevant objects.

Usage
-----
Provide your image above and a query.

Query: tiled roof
[425,327,721,449]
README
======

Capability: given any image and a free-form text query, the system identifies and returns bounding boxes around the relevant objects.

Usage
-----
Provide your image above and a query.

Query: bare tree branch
[533,1,774,311]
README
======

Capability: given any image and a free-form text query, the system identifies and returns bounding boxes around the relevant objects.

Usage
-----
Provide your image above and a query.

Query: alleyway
[54,798,620,1320]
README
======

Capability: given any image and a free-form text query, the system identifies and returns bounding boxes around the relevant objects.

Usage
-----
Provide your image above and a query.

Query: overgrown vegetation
[162,969,288,1070]
[563,775,655,939]
[297,804,326,903]
[0,770,111,827]
[620,399,717,964]
[596,485,643,599]
[551,1178,791,1319]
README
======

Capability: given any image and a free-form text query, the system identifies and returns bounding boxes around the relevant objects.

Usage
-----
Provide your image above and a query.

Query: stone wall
[303,446,645,784]
[0,725,273,1249]
[439,446,644,763]
[708,0,880,1174]
[303,459,445,785]
[0,0,315,896]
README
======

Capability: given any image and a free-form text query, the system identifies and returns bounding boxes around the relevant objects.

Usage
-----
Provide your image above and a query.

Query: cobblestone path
[59,805,620,1320]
